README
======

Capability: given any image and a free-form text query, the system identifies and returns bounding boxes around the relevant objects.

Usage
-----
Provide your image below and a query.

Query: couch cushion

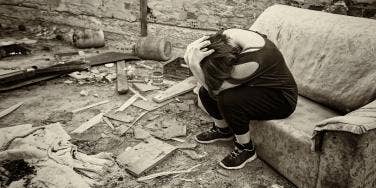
[250,96,338,187]
[250,5,376,113]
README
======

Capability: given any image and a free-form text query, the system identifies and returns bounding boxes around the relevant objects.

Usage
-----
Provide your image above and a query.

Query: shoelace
[230,147,242,158]
[208,126,219,133]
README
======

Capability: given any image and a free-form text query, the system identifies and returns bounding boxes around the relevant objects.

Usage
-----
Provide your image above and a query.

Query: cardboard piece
[117,137,176,177]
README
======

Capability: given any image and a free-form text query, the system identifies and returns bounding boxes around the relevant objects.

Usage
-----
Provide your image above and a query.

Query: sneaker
[195,125,234,144]
[219,142,257,170]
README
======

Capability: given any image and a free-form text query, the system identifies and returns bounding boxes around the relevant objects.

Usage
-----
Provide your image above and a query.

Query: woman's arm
[184,36,214,90]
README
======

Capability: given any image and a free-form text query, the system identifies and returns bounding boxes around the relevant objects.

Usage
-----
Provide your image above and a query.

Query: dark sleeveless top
[227,32,298,108]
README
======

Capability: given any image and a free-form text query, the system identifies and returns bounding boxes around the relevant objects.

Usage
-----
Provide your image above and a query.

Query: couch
[248,5,376,188]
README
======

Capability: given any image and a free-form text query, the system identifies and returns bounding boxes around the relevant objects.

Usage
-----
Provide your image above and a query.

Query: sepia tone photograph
[0,0,375,187]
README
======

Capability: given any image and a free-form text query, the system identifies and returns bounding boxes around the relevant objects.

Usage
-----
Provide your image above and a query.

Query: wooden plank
[86,52,139,66]
[117,137,176,177]
[152,76,196,103]
[72,100,110,113]
[140,0,148,36]
[104,112,134,123]
[102,117,115,130]
[0,75,59,92]
[116,61,128,94]
[0,102,24,119]
[71,112,104,134]
[129,86,147,101]
[116,95,139,112]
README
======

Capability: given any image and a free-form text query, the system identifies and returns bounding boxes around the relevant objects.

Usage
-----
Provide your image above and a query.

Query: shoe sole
[194,135,234,144]
[218,153,257,170]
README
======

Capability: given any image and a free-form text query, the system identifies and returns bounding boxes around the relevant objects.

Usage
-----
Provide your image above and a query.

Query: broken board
[117,137,176,177]
[152,76,196,103]
[86,52,139,66]
[71,112,104,134]
[0,102,23,119]
[116,60,128,94]
[133,83,160,92]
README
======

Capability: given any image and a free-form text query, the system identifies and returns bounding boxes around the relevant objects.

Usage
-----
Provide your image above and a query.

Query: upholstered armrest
[312,99,376,151]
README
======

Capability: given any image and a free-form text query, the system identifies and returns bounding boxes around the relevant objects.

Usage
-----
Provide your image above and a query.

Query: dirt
[0,27,296,187]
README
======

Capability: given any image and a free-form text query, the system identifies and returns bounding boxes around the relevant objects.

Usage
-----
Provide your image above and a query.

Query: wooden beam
[72,100,110,113]
[71,113,104,134]
[116,61,128,94]
[0,102,23,119]
[86,52,139,66]
[116,94,139,112]
[140,0,148,36]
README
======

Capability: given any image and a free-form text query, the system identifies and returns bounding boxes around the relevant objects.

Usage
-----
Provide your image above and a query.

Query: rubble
[0,123,116,187]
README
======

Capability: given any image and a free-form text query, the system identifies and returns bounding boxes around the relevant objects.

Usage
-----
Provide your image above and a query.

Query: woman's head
[200,30,241,90]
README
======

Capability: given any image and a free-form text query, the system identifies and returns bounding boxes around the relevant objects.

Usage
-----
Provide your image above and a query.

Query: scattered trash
[64,80,74,84]
[73,28,105,49]
[80,90,89,96]
[0,123,116,187]
[105,63,114,68]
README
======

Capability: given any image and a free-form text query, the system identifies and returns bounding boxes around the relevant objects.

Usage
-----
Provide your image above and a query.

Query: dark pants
[198,86,295,135]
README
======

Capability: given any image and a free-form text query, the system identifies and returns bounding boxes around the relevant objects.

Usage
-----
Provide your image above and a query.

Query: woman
[184,28,298,170]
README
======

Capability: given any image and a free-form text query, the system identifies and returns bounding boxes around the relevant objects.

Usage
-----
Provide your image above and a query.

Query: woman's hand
[184,36,215,68]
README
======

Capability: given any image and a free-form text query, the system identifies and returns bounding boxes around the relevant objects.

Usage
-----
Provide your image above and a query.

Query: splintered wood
[0,102,23,119]
[117,137,176,177]
[71,112,104,134]
[152,76,196,103]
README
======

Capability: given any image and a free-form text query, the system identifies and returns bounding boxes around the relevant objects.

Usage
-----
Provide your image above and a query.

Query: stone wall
[0,0,374,51]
